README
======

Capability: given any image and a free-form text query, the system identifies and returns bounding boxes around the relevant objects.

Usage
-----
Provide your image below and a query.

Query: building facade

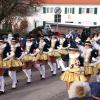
[40,4,99,27]
[30,0,100,32]
[12,0,100,32]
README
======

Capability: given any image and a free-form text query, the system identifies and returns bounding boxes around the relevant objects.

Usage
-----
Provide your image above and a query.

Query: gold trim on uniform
[60,66,87,82]
[11,59,23,67]
[59,49,68,55]
[96,63,100,69]
[60,71,87,82]
[0,59,3,68]
[23,55,33,61]
[48,50,61,57]
[36,53,48,61]
[3,59,11,68]
[3,59,23,68]
[84,66,98,75]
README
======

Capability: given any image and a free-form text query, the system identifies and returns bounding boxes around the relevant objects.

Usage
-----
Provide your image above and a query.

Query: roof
[42,0,100,4]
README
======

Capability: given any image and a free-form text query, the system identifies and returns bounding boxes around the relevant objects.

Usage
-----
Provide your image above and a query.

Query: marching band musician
[48,35,59,76]
[29,38,44,79]
[35,37,49,79]
[91,34,100,82]
[1,38,11,93]
[0,38,6,94]
[8,38,23,89]
[60,44,87,89]
[22,37,33,83]
[78,40,99,81]
[56,34,69,72]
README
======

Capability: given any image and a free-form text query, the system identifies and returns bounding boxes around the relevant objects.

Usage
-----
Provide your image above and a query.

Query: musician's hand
[43,52,48,54]
[75,71,80,74]
[25,52,27,55]
[17,57,21,60]
[80,67,84,72]
[3,58,8,61]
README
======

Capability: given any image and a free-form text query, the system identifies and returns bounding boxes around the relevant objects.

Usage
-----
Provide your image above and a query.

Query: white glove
[30,49,40,56]
[49,48,53,52]
[3,58,8,61]
[57,45,62,50]
[17,57,21,60]
[65,67,70,71]
[4,55,13,60]
[80,67,84,72]
[74,71,80,74]
[25,52,28,55]
[89,63,96,67]
[92,57,98,62]
[43,52,48,54]
[75,38,81,43]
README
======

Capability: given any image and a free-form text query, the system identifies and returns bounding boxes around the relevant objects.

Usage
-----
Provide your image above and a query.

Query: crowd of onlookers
[68,81,100,100]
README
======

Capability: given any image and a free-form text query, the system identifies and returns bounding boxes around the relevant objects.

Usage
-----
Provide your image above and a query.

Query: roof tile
[42,0,100,4]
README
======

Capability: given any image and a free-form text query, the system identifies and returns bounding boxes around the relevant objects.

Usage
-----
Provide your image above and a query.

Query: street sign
[54,7,62,14]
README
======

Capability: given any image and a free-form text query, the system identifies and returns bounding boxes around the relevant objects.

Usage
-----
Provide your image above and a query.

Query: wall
[39,4,100,27]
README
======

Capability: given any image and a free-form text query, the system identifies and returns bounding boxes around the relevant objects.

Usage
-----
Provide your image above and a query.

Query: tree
[13,18,28,35]
[0,0,42,24]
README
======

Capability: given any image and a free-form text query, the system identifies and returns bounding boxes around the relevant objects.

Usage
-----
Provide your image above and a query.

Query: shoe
[62,71,64,73]
[12,87,16,89]
[0,91,5,95]
[41,78,45,80]
[26,82,31,84]
[40,75,42,77]
[52,74,56,76]
[12,84,17,89]
[51,71,53,73]
[58,68,60,70]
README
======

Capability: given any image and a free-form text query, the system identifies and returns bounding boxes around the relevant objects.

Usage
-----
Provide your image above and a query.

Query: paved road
[0,69,68,100]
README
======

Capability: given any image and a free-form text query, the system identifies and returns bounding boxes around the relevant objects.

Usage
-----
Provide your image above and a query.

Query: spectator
[68,81,93,100]
[66,30,73,39]
[89,82,100,100]
[81,29,90,43]
[72,30,79,40]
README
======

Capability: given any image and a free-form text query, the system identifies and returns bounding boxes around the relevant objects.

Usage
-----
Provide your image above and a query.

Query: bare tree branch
[0,0,43,24]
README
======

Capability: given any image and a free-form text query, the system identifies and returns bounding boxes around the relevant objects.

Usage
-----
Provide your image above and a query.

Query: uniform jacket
[14,45,23,58]
[2,43,11,59]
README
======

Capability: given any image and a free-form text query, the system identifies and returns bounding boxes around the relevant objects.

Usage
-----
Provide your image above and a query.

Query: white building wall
[38,4,100,27]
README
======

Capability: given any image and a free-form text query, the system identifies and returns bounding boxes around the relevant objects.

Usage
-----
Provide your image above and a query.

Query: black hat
[85,41,92,46]
[0,38,4,42]
[11,38,17,42]
[69,42,79,51]
[26,37,31,41]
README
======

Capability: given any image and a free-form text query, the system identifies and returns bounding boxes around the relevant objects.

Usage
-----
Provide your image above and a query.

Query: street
[0,69,68,100]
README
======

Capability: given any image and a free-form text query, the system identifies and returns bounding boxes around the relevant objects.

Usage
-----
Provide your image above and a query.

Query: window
[94,8,97,14]
[43,7,46,13]
[79,7,98,14]
[54,15,61,22]
[65,8,67,14]
[47,8,49,13]
[50,8,54,13]
[67,8,70,13]
[43,7,54,13]
[86,8,90,13]
[93,22,97,25]
[72,8,75,14]
[78,22,82,24]
[79,8,82,14]
[70,8,72,13]
[65,8,75,14]
[90,8,94,13]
